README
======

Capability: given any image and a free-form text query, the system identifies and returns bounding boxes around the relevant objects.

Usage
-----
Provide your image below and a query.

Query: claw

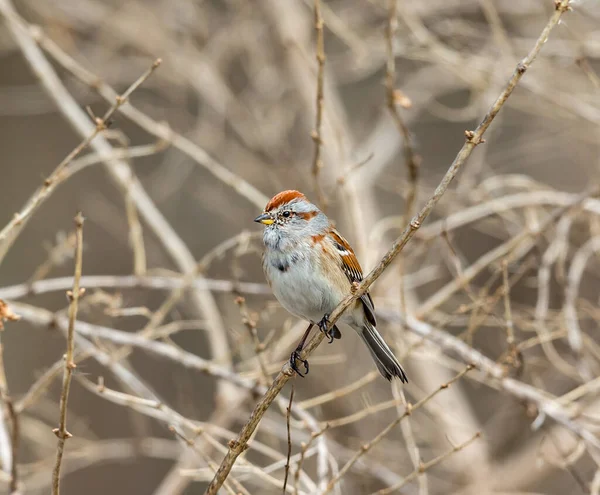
[290,349,309,377]
[317,314,335,344]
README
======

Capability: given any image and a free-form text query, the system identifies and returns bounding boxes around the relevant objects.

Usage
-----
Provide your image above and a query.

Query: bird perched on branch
[255,190,407,382]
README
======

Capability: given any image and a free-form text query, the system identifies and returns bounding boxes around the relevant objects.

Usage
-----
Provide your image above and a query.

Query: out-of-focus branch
[0,275,271,301]
[385,0,418,218]
[311,0,327,210]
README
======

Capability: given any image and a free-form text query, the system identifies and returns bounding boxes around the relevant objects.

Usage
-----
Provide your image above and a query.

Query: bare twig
[51,212,84,495]
[385,0,419,218]
[0,275,270,301]
[282,384,295,494]
[235,294,271,386]
[311,0,327,210]
[0,333,18,493]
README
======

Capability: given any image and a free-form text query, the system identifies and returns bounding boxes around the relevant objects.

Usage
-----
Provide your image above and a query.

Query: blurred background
[0,0,600,494]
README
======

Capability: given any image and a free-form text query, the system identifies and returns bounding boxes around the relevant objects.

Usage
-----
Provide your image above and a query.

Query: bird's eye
[282,211,291,218]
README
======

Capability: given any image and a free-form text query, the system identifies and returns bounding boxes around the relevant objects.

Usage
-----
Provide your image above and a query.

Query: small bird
[255,190,407,382]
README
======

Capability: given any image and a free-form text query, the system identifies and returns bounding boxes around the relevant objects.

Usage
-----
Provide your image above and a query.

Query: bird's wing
[329,229,376,326]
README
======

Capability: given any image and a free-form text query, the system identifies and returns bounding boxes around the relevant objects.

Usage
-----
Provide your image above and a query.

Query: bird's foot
[318,314,336,344]
[289,349,309,377]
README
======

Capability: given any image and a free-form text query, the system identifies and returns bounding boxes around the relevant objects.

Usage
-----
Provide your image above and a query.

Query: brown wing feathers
[329,230,376,326]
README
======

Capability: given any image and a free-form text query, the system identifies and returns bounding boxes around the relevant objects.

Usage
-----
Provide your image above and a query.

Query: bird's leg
[317,313,336,344]
[289,322,313,376]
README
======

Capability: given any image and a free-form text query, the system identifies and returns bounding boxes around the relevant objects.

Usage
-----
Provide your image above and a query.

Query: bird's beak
[254,212,274,225]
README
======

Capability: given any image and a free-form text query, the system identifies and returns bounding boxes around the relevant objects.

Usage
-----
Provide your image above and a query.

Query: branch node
[409,218,421,230]
[554,0,572,12]
[464,130,485,145]
[52,428,72,440]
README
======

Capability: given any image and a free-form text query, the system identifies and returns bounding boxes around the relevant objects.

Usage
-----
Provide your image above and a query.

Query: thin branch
[235,294,271,386]
[386,0,419,219]
[282,384,295,494]
[501,259,519,367]
[311,0,327,210]
[51,212,84,495]
[0,335,18,493]
[0,275,270,301]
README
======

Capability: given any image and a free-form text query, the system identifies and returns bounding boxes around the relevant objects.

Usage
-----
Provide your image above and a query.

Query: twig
[235,294,271,386]
[386,0,419,219]
[0,335,18,493]
[293,426,329,495]
[501,259,518,366]
[51,212,85,495]
[576,56,600,89]
[564,236,600,375]
[0,275,270,300]
[282,384,295,494]
[417,190,600,241]
[395,386,426,495]
[15,355,88,414]
[297,370,378,409]
[311,0,327,210]
[125,177,147,276]
[203,4,573,491]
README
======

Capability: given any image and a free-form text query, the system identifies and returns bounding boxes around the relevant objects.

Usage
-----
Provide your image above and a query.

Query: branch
[311,0,327,210]
[51,212,84,495]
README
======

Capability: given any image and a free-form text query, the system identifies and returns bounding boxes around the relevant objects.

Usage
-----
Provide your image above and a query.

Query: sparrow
[255,190,407,382]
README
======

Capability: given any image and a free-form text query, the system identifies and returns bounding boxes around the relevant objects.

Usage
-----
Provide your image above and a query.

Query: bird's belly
[266,257,340,323]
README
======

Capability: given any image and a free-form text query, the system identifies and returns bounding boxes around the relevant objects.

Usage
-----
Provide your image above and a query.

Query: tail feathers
[360,323,408,382]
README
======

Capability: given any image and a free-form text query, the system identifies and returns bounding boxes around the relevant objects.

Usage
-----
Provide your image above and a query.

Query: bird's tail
[359,322,408,382]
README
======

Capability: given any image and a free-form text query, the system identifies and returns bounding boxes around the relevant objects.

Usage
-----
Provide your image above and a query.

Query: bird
[254,190,408,382]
